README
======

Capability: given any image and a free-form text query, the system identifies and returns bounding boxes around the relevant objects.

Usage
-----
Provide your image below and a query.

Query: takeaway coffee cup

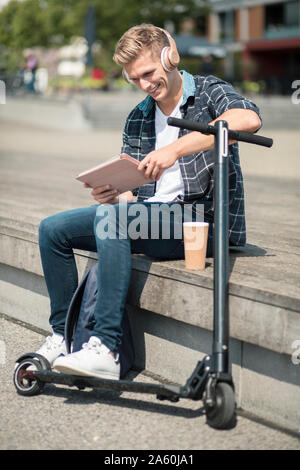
[183,222,209,270]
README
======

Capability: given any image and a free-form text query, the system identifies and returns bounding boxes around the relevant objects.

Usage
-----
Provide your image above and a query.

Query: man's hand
[137,109,261,175]
[84,183,120,204]
[84,184,134,205]
[137,147,178,181]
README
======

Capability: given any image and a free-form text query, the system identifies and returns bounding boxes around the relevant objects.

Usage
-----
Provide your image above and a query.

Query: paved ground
[1,315,299,450]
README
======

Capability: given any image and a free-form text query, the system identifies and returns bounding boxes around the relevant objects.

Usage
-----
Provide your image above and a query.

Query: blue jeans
[39,202,212,354]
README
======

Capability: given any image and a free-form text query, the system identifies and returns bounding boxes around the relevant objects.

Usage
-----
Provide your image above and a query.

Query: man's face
[124,48,173,103]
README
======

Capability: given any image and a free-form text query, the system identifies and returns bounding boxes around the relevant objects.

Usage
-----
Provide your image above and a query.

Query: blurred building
[207,0,300,93]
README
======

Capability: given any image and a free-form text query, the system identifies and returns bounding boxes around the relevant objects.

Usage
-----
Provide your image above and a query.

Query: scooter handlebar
[167,117,273,148]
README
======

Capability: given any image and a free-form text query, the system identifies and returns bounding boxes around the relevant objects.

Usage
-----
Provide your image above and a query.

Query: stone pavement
[1,315,299,450]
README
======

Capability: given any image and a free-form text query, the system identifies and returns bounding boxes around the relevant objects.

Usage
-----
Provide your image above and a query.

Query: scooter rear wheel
[205,381,235,429]
[14,358,44,396]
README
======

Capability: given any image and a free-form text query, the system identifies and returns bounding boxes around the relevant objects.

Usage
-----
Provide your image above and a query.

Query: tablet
[76,153,152,193]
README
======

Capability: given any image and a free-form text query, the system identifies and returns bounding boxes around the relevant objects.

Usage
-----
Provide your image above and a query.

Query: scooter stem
[212,120,229,374]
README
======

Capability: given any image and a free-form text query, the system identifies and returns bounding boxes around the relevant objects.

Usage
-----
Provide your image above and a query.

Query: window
[218,11,234,42]
[265,1,300,29]
[285,0,300,27]
[265,3,284,30]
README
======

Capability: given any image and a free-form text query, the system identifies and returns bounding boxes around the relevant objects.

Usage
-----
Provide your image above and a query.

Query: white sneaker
[53,336,120,380]
[35,333,67,366]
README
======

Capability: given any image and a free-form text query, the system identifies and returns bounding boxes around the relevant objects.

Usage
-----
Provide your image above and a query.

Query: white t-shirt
[145,97,184,203]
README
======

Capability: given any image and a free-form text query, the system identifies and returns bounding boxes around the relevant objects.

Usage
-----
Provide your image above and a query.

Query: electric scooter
[13,118,273,430]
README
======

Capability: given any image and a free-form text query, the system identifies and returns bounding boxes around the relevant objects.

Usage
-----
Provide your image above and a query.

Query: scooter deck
[34,370,185,401]
[31,355,213,402]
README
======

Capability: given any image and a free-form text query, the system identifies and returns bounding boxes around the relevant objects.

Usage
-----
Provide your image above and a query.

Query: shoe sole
[53,363,120,381]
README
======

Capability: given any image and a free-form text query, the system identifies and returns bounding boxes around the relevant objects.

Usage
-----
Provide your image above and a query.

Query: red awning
[246,37,300,51]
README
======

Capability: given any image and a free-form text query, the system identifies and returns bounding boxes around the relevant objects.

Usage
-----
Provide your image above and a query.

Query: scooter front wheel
[204,381,236,429]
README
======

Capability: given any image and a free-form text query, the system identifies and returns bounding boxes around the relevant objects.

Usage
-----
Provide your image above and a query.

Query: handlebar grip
[167,117,214,135]
[167,117,273,148]
[229,129,273,148]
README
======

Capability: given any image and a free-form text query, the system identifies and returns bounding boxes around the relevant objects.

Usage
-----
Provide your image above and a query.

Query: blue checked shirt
[121,71,262,246]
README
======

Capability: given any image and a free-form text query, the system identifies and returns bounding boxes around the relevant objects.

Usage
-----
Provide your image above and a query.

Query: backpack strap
[64,267,91,353]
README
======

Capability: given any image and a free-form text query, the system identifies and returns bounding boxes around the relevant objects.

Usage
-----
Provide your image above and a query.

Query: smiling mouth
[149,83,161,94]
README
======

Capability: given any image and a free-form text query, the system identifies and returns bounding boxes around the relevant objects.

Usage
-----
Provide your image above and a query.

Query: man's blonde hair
[113,24,169,66]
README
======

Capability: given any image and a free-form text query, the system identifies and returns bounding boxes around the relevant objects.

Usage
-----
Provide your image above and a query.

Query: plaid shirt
[121,71,262,246]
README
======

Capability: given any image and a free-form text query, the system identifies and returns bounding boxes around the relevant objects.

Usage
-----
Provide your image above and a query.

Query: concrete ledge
[1,219,299,356]
[0,221,300,433]
[2,93,299,134]
[0,96,91,132]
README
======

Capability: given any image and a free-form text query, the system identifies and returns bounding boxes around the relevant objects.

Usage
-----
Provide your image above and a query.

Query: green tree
[0,0,209,71]
[41,0,89,44]
[11,0,49,48]
[0,1,19,48]
[0,0,208,49]
[138,0,209,32]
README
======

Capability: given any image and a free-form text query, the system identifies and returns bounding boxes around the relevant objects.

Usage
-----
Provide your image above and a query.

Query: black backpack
[64,263,135,378]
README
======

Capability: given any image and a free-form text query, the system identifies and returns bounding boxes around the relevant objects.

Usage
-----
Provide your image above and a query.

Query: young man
[34,24,261,380]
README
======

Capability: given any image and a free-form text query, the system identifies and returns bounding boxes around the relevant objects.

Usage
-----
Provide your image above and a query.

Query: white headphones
[122,28,180,84]
[159,29,180,72]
